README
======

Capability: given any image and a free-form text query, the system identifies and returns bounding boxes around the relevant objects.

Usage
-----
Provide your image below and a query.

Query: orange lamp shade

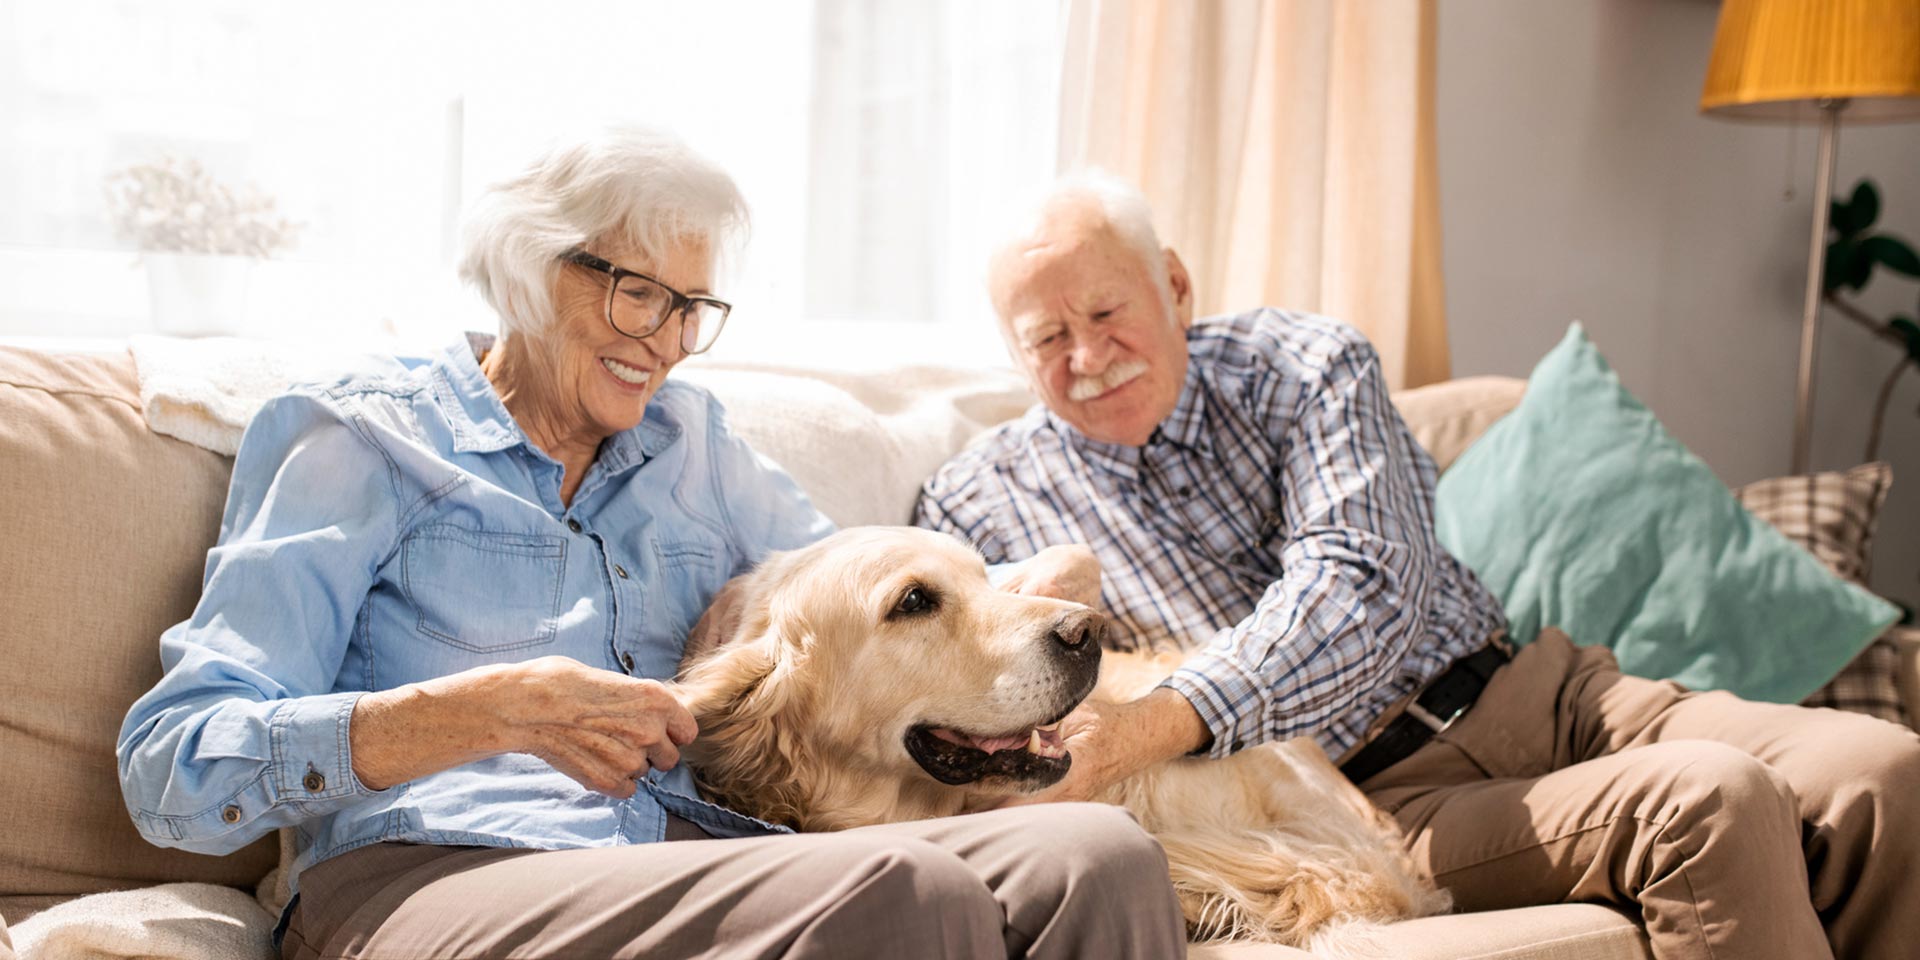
[1700,0,1920,121]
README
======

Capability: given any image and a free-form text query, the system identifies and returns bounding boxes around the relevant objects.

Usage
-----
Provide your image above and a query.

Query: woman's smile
[600,355,654,392]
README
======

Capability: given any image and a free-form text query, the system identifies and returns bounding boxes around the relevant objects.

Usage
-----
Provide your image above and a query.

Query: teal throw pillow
[1434,323,1899,703]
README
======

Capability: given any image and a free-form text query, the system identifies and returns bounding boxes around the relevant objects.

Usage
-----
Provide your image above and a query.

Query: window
[0,0,1064,366]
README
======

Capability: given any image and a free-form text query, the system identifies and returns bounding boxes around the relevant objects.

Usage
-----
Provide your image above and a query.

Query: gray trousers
[281,803,1186,959]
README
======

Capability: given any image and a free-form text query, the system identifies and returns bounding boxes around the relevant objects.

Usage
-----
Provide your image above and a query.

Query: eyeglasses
[560,250,731,355]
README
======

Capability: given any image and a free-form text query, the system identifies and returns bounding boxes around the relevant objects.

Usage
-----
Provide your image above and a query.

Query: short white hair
[458,125,749,336]
[1004,169,1170,296]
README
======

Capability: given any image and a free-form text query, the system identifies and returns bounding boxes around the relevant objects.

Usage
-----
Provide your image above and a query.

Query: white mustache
[1067,360,1149,402]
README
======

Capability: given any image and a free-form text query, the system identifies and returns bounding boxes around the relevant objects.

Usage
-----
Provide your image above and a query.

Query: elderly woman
[116,127,1185,959]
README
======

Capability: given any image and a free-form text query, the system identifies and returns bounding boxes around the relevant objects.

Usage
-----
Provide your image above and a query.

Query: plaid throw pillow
[1733,462,1903,724]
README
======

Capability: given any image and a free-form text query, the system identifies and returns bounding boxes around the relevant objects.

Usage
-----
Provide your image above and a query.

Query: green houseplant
[1824,179,1920,462]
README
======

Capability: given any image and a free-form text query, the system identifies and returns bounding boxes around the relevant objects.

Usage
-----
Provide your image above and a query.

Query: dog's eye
[892,586,937,618]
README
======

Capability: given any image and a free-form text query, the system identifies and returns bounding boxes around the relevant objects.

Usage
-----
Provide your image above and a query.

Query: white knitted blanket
[128,334,407,456]
[7,885,273,960]
[125,336,1035,528]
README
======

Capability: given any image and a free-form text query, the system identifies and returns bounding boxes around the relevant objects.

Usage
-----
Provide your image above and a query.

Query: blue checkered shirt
[914,309,1507,760]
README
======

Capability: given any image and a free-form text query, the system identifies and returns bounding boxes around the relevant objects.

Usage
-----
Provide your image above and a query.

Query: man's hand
[1001,687,1212,805]
[998,543,1102,606]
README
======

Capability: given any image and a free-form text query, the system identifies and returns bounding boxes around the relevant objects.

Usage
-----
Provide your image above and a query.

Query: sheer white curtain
[0,0,1063,367]
[1058,0,1452,389]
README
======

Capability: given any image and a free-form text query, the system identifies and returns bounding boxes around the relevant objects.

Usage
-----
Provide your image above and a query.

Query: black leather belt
[1340,644,1510,785]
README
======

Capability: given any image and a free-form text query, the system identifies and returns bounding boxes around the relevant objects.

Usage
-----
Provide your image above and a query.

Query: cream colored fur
[677,527,1449,949]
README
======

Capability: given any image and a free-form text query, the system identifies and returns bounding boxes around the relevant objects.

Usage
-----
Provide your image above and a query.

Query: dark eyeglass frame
[559,250,732,354]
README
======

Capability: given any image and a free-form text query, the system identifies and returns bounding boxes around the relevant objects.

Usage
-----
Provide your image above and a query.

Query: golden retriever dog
[675,527,1449,950]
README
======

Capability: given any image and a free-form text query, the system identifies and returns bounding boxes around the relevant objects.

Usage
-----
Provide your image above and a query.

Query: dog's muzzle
[903,610,1104,788]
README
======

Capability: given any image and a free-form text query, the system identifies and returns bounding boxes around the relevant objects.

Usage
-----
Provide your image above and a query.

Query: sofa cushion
[1186,903,1649,960]
[1433,324,1901,704]
[1732,463,1906,724]
[1732,462,1893,585]
[1389,375,1526,474]
[673,363,1524,528]
[0,348,278,898]
[675,362,1038,527]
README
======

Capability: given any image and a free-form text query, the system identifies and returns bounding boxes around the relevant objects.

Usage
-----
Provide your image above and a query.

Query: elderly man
[914,173,1920,960]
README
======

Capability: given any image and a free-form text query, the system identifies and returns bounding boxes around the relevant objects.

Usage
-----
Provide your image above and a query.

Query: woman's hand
[350,656,698,799]
[499,657,699,798]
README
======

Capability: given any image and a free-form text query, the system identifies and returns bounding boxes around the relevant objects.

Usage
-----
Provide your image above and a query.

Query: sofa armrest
[1893,627,1920,730]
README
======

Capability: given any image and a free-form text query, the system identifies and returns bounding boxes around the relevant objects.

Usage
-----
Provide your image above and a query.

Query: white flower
[103,154,301,258]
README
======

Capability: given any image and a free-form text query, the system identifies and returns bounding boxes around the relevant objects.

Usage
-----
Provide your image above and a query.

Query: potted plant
[103,155,301,337]
[1824,178,1920,621]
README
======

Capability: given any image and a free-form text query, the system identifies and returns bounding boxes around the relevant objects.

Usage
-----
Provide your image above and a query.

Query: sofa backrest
[0,349,281,900]
[0,346,1524,898]
[679,363,1526,527]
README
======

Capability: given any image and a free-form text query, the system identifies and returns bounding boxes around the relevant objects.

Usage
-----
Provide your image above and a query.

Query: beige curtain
[1058,0,1451,388]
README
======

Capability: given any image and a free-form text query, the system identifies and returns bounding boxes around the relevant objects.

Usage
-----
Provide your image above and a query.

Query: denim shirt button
[621,653,636,673]
[567,518,582,534]
[614,564,630,579]
[221,805,242,823]
[303,771,326,793]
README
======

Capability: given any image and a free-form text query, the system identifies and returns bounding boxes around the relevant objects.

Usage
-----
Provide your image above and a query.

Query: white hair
[1000,169,1171,298]
[457,125,749,336]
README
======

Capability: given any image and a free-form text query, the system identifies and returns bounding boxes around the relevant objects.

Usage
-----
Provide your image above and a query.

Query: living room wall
[1438,0,1920,610]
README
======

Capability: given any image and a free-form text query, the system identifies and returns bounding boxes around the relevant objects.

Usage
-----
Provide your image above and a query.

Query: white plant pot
[145,252,254,337]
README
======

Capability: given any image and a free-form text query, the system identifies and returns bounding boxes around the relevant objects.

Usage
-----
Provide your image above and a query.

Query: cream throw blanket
[128,335,407,456]
[7,885,272,960]
[6,834,292,960]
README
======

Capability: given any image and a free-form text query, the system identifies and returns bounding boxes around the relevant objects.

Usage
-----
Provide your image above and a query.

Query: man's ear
[1164,248,1194,330]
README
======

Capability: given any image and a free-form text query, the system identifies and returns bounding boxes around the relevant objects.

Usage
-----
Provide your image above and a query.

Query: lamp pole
[1793,98,1846,475]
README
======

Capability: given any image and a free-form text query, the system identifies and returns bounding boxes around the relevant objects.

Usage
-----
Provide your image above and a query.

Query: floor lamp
[1699,0,1920,475]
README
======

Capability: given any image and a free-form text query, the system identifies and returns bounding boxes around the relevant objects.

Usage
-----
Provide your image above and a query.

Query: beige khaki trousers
[1360,629,1920,960]
[280,803,1186,960]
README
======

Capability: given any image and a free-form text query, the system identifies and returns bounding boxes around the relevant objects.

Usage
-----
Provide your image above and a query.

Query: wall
[1438,0,1920,608]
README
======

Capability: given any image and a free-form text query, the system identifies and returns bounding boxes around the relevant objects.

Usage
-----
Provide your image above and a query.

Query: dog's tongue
[930,726,1063,754]
[930,727,1025,752]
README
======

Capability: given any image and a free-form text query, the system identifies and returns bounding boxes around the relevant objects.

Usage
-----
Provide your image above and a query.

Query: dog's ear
[675,559,803,723]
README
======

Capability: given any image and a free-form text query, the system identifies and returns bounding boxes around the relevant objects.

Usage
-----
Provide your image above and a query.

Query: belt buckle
[1404,700,1464,734]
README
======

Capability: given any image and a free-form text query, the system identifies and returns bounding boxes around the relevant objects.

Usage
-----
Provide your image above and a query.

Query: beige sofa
[2,344,1914,960]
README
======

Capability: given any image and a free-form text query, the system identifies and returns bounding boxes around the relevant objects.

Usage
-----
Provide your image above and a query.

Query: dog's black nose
[1049,610,1105,651]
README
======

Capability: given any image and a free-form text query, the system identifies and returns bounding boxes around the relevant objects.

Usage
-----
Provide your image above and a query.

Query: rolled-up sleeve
[116,391,400,853]
[1161,338,1437,758]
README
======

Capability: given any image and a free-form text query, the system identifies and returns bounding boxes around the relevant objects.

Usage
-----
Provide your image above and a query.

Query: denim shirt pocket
[402,525,566,652]
[649,538,729,662]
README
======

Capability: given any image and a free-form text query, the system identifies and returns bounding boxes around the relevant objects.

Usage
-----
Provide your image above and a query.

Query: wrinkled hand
[999,543,1102,606]
[498,656,699,799]
[1000,700,1127,805]
[1000,688,1212,806]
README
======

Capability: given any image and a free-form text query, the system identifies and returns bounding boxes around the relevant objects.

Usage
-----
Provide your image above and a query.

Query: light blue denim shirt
[116,335,833,897]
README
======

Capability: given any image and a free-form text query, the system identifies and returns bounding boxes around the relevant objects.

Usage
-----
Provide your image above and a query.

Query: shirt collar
[1045,353,1215,478]
[433,333,525,455]
[1152,356,1213,457]
[433,333,667,468]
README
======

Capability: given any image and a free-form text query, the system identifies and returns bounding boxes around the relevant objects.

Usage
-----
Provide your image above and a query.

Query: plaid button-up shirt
[914,309,1507,760]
